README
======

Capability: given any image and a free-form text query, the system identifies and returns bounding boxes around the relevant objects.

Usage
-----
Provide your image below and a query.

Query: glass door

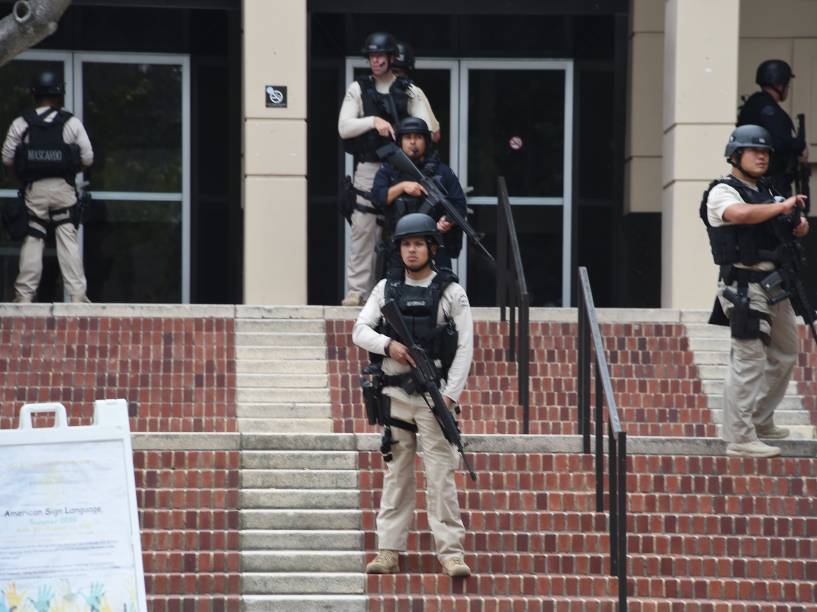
[460,60,573,306]
[0,51,189,303]
[75,52,190,303]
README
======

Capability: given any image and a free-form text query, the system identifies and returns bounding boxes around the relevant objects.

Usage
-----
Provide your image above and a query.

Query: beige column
[661,0,740,308]
[242,0,307,304]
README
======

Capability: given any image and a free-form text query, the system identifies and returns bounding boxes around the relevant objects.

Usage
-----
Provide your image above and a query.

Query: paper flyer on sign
[0,439,140,612]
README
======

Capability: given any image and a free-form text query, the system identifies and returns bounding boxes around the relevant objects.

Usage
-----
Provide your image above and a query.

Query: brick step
[707,407,811,424]
[237,403,332,419]
[237,359,327,374]
[236,332,326,348]
[240,529,362,550]
[242,450,357,470]
[693,350,730,364]
[242,572,363,594]
[241,550,363,572]
[241,469,358,489]
[714,423,817,440]
[366,570,817,601]
[702,379,799,396]
[688,336,737,351]
[237,373,329,388]
[238,418,334,434]
[685,323,731,338]
[366,596,616,612]
[240,488,358,509]
[243,433,356,451]
[242,595,365,612]
[236,319,325,333]
[706,394,804,411]
[240,509,362,530]
[343,420,719,436]
[237,346,327,360]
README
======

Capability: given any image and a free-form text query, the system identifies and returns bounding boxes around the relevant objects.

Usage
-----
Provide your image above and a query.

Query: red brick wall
[0,316,236,432]
[328,319,712,437]
[795,327,817,424]
[0,315,239,612]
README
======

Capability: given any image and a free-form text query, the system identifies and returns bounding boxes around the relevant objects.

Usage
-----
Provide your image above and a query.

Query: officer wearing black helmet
[701,124,809,458]
[353,212,473,578]
[1,71,94,303]
[371,116,466,280]
[737,60,808,197]
[338,32,433,306]
[391,41,441,144]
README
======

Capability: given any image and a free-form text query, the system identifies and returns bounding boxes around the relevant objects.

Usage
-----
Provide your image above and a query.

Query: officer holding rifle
[352,212,474,578]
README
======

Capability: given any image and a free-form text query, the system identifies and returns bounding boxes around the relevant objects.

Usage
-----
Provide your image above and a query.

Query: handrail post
[618,431,628,611]
[595,362,604,513]
[520,292,530,434]
[608,422,618,577]
[497,181,508,323]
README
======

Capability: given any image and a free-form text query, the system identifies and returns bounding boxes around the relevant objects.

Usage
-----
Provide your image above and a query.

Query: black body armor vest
[344,76,411,163]
[700,176,781,265]
[387,153,441,233]
[381,270,459,376]
[13,108,81,185]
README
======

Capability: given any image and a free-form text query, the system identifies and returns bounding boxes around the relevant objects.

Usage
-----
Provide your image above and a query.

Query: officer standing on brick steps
[2,71,94,303]
[338,32,433,306]
[702,124,809,458]
[353,212,473,577]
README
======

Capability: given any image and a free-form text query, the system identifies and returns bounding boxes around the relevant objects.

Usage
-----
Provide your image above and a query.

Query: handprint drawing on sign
[2,583,24,611]
[27,585,53,612]
[79,584,104,612]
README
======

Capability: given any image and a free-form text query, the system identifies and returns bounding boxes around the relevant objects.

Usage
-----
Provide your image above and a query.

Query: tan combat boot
[365,549,399,574]
[755,424,790,439]
[441,555,471,577]
[726,440,781,458]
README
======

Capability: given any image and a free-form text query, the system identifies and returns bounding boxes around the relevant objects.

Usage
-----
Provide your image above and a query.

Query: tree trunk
[0,0,72,67]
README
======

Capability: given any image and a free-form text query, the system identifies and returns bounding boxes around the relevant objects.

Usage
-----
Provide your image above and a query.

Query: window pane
[84,200,181,303]
[467,69,564,198]
[0,59,66,191]
[82,62,182,192]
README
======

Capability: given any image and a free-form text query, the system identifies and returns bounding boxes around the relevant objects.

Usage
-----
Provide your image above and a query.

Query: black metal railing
[495,177,530,433]
[577,266,628,610]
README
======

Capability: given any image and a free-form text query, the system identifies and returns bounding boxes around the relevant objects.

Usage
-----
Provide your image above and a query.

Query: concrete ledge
[132,433,240,450]
[237,305,326,319]
[0,303,237,318]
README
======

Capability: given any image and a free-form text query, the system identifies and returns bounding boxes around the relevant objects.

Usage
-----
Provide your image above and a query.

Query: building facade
[0,0,814,308]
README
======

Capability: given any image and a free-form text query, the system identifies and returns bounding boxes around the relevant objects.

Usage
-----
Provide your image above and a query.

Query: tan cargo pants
[718,280,798,443]
[15,179,87,302]
[346,161,382,298]
[376,393,466,561]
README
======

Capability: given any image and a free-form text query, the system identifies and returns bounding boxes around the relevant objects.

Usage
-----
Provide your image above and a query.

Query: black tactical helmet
[392,41,415,71]
[725,124,774,158]
[30,71,64,98]
[361,32,397,56]
[755,59,794,87]
[395,117,431,139]
[393,213,441,245]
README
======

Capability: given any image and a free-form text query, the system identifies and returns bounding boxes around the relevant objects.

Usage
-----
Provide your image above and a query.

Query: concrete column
[242,0,307,304]
[661,0,740,308]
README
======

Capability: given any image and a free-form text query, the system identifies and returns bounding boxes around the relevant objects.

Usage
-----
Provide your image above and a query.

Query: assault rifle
[376,142,495,265]
[795,114,811,215]
[768,212,817,346]
[381,299,477,481]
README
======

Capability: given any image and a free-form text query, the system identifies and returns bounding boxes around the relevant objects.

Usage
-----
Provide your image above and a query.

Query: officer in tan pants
[702,125,809,458]
[2,71,93,303]
[353,213,473,577]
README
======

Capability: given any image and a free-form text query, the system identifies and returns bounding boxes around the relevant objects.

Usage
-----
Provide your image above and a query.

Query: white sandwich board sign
[0,400,147,612]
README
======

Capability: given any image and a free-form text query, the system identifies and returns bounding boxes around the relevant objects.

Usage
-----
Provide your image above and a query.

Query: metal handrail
[495,177,530,433]
[577,266,628,610]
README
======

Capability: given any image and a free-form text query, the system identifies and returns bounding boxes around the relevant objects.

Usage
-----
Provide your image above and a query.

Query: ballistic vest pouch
[1,191,29,241]
[360,366,385,426]
[13,108,81,185]
[722,281,770,344]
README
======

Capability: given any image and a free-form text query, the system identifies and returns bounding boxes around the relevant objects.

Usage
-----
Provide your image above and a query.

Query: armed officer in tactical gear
[338,32,433,306]
[702,124,809,458]
[738,60,809,197]
[2,71,93,303]
[371,116,466,280]
[391,41,441,144]
[353,212,474,578]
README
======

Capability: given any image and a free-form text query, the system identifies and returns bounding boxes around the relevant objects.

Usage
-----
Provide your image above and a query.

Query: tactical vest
[344,76,411,163]
[699,176,781,266]
[387,153,441,232]
[382,270,459,377]
[13,108,82,186]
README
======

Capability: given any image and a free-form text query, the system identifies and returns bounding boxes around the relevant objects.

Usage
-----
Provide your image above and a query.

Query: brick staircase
[236,308,817,611]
